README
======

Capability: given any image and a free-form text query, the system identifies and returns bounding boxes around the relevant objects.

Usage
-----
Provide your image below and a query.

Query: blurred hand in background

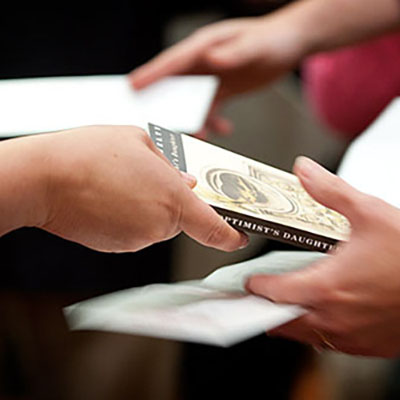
[130,0,400,139]
[129,15,301,139]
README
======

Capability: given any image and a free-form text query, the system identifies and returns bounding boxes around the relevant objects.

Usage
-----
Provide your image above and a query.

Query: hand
[129,16,304,138]
[247,156,400,357]
[1,126,248,253]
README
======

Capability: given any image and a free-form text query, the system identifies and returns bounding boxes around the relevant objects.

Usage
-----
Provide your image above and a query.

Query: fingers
[195,113,233,139]
[145,136,198,188]
[129,28,227,89]
[198,101,233,138]
[140,132,197,189]
[293,156,365,222]
[179,188,248,251]
[129,21,245,89]
[206,37,254,69]
[268,316,322,346]
[246,268,341,348]
[246,270,322,306]
[179,171,197,189]
[207,115,233,136]
[246,251,337,305]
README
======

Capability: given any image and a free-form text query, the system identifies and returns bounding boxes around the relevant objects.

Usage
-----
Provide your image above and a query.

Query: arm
[0,135,49,236]
[130,0,400,137]
[265,0,400,56]
[0,126,248,253]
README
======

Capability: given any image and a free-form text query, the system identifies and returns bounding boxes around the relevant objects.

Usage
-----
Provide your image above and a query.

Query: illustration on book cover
[193,161,349,241]
[148,123,350,244]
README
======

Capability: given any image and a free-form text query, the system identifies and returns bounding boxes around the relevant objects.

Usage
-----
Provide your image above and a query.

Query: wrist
[0,134,52,235]
[268,0,400,57]
[257,10,312,68]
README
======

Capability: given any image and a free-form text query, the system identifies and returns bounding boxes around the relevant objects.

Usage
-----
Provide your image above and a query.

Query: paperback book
[149,124,350,252]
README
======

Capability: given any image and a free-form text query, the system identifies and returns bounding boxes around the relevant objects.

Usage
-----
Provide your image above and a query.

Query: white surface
[64,251,322,347]
[0,75,218,136]
[339,98,400,207]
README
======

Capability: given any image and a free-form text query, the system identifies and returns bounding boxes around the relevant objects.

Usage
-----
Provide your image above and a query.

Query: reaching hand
[129,16,303,138]
[247,156,400,357]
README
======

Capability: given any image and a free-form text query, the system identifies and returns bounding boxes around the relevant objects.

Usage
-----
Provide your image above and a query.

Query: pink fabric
[303,32,400,140]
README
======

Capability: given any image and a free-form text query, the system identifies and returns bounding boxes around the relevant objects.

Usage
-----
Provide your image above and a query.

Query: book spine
[148,123,187,172]
[213,206,337,253]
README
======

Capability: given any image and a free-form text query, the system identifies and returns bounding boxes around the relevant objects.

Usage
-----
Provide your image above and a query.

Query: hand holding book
[247,157,400,357]
[149,124,350,252]
[0,125,247,253]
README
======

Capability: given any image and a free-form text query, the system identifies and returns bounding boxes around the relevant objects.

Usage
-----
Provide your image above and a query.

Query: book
[149,124,350,252]
[0,75,218,137]
[65,251,322,347]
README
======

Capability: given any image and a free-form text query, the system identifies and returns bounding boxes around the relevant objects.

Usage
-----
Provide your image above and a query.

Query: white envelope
[0,75,218,136]
[64,251,325,347]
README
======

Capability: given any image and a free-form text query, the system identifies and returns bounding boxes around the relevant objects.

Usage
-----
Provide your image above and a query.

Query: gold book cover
[149,124,350,252]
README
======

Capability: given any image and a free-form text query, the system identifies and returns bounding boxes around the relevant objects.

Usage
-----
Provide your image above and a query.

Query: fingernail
[294,156,316,179]
[180,171,197,188]
[239,232,249,249]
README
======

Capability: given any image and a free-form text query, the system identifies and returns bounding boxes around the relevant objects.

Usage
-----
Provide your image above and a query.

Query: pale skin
[129,0,400,138]
[0,126,248,253]
[130,0,400,356]
[248,157,400,357]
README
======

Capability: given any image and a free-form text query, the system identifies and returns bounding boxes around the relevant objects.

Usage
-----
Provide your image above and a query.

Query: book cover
[149,124,350,252]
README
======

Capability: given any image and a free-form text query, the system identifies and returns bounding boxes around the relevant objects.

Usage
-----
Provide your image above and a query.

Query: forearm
[268,0,400,57]
[0,135,50,236]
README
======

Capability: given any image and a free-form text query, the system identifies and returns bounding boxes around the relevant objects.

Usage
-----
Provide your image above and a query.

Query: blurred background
[0,1,398,399]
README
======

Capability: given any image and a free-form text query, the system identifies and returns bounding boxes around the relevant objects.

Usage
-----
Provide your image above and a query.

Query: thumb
[246,264,327,307]
[294,156,365,223]
[179,187,248,252]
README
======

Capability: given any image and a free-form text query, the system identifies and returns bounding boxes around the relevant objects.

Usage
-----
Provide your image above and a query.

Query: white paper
[0,75,218,136]
[64,251,324,347]
[338,97,400,207]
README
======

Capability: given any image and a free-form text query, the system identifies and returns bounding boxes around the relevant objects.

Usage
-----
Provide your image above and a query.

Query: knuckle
[110,126,150,145]
[135,127,151,143]
[143,219,176,244]
[354,194,382,222]
[310,281,337,308]
[312,288,332,308]
[322,174,355,206]
[204,219,226,247]
[311,280,350,310]
[143,192,183,244]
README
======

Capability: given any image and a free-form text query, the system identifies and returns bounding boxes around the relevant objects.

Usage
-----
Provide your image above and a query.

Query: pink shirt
[303,32,400,140]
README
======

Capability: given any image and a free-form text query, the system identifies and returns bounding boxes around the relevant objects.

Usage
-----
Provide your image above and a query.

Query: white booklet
[65,251,325,347]
[0,75,218,137]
